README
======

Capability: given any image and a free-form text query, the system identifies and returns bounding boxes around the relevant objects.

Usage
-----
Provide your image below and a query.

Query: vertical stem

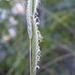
[29,39,31,75]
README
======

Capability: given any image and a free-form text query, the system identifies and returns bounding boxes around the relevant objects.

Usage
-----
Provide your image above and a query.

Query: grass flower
[26,0,43,75]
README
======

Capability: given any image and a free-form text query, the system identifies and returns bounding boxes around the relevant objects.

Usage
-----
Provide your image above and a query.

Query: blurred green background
[0,0,75,75]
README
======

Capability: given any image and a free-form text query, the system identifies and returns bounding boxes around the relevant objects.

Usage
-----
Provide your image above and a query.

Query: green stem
[29,39,32,75]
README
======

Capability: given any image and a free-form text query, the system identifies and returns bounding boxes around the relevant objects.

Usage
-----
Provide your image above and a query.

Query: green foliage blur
[0,0,75,75]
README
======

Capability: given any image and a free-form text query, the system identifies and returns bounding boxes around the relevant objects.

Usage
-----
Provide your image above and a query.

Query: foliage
[0,0,75,75]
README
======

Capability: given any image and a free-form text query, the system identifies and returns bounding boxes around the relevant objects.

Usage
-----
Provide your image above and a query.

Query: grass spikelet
[26,0,43,75]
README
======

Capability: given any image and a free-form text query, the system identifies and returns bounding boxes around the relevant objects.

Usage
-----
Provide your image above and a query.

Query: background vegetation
[0,0,75,75]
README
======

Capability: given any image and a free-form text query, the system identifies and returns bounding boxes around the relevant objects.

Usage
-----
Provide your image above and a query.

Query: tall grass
[26,0,43,75]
